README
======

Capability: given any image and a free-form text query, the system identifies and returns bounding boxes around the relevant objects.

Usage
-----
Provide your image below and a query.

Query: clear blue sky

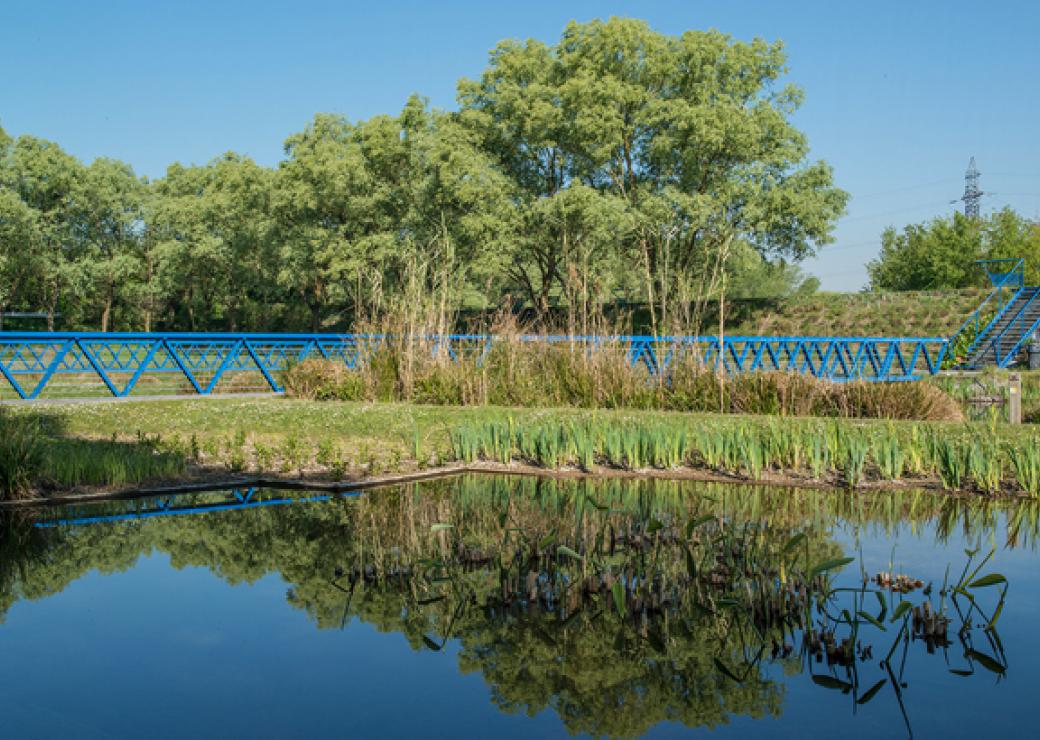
[2,0,1038,291]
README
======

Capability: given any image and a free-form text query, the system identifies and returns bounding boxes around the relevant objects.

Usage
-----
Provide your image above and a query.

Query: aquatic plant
[0,416,44,499]
[873,427,905,481]
[1008,441,1040,497]
[448,415,1032,494]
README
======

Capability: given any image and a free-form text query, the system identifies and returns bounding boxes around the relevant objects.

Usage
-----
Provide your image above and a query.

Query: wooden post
[1009,373,1022,425]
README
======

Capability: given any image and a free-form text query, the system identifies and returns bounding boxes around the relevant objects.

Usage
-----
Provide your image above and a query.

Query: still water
[0,476,1036,739]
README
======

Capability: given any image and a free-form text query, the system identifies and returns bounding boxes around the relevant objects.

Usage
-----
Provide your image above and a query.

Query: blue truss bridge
[0,330,950,399]
[1,258,1036,401]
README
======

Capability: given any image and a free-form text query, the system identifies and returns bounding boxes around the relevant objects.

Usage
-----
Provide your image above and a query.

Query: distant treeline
[0,18,846,334]
[868,209,1040,292]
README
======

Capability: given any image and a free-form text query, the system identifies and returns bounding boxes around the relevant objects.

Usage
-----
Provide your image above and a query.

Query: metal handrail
[0,331,951,398]
[978,258,1025,288]
[950,259,1026,363]
[986,289,1040,367]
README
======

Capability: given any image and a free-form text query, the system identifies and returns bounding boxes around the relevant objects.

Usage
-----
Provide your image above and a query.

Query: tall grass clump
[0,415,45,500]
[42,438,187,489]
[1008,440,1040,496]
[284,334,964,422]
[0,411,189,499]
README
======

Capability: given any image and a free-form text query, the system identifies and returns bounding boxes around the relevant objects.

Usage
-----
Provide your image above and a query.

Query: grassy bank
[732,288,985,338]
[3,396,1038,501]
[0,412,187,501]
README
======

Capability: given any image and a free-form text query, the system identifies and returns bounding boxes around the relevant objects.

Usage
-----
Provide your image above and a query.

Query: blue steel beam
[0,331,950,399]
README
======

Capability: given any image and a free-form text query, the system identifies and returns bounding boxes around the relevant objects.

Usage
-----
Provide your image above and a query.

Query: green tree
[73,158,145,331]
[1,135,86,329]
[867,208,1040,291]
[275,98,514,331]
[147,154,274,331]
[459,18,846,332]
[0,186,46,323]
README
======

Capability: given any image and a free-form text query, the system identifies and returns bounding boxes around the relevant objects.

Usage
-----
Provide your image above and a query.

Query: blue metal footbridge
[0,259,1035,400]
[0,331,951,399]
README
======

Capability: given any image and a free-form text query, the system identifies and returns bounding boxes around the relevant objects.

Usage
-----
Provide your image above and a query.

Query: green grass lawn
[27,397,695,467]
[4,395,1040,499]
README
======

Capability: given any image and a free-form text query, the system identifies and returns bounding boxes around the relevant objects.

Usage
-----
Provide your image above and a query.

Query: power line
[852,177,960,200]
[840,199,954,223]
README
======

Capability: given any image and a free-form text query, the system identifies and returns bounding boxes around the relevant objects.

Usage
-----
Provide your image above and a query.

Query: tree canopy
[0,19,845,333]
[868,208,1040,292]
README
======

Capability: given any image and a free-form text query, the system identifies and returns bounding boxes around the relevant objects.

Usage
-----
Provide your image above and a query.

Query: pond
[0,476,1037,739]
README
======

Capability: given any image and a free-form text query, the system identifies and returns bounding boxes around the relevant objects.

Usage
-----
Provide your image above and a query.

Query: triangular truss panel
[0,332,952,399]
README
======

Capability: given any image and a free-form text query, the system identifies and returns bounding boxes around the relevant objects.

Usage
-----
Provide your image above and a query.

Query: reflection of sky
[2,496,1038,739]
[754,518,1040,740]
[0,553,569,739]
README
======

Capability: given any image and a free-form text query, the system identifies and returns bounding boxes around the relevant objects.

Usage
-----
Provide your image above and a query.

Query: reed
[449,415,1036,495]
[284,338,964,422]
[1008,441,1040,496]
[0,416,45,500]
[42,438,186,488]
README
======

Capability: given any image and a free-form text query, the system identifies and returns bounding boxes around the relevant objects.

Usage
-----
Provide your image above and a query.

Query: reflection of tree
[0,477,1028,737]
[456,612,785,737]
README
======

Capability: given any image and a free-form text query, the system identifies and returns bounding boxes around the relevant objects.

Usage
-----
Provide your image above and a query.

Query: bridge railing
[0,331,950,400]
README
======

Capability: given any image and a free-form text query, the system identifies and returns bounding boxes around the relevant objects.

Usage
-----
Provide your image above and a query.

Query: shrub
[283,359,366,401]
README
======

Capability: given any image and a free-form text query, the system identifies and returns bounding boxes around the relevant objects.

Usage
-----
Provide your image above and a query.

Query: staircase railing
[950,258,1025,366]
[986,289,1040,367]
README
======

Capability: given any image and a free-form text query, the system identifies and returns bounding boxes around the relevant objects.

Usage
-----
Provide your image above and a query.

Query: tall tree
[1,135,85,329]
[73,158,145,331]
[147,154,274,331]
[459,18,846,331]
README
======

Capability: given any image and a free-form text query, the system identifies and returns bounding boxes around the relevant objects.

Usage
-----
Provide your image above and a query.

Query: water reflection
[1,477,1033,738]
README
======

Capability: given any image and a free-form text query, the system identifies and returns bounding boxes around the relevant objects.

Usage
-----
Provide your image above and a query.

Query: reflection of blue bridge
[33,486,362,528]
[0,331,953,398]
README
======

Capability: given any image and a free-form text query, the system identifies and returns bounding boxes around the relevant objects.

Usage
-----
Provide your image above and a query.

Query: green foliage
[0,19,844,335]
[0,415,45,499]
[0,412,186,500]
[868,208,1040,292]
[1008,441,1040,496]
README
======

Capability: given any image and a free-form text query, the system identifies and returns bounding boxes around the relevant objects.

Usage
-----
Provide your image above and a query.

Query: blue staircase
[955,259,1040,369]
